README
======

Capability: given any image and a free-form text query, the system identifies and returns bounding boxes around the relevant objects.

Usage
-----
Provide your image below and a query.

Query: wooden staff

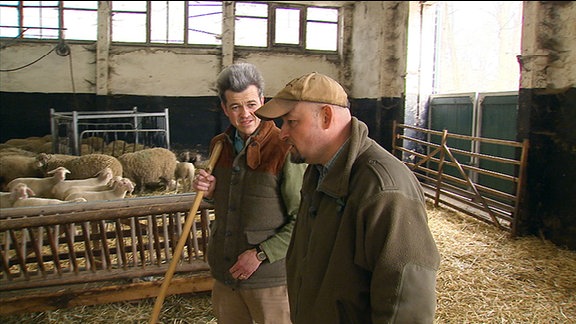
[149,141,223,324]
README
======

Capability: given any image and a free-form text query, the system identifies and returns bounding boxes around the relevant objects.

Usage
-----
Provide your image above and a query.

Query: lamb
[0,182,35,208]
[174,161,196,192]
[118,147,178,193]
[64,177,135,202]
[51,167,115,200]
[6,167,70,199]
[36,153,123,180]
[12,196,87,207]
[178,150,203,164]
[58,175,123,199]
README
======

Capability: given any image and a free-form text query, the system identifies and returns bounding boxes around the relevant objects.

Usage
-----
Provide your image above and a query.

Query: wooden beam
[0,273,214,316]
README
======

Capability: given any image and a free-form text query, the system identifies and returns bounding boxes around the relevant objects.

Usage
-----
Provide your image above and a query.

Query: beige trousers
[211,280,292,324]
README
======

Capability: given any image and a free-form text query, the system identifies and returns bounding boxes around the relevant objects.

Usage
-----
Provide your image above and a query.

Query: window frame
[0,1,341,54]
[235,1,340,54]
[0,1,98,41]
[110,1,224,47]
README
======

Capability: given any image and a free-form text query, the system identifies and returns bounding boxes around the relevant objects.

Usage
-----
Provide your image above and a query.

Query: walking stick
[149,141,223,324]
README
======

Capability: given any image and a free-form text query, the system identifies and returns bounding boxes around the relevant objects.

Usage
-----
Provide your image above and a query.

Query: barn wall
[516,1,576,250]
[0,2,405,153]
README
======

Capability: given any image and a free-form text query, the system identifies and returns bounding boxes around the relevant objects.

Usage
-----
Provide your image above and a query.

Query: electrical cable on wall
[0,45,58,72]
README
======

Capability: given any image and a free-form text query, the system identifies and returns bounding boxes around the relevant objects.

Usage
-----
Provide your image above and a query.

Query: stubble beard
[289,146,306,164]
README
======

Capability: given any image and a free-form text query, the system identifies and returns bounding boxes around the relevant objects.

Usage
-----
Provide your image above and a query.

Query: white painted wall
[0,43,341,98]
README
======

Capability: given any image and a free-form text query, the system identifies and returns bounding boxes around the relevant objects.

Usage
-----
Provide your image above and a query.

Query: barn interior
[0,1,575,321]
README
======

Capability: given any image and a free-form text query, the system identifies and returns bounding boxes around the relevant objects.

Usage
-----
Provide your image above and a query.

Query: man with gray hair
[193,63,306,323]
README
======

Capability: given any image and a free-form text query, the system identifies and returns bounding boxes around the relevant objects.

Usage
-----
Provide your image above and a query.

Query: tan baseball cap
[256,72,349,119]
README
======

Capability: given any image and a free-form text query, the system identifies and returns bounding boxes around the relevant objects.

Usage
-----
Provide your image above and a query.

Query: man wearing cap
[256,72,440,323]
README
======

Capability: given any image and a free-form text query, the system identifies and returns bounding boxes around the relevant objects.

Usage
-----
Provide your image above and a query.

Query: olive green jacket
[286,117,440,323]
[208,120,306,288]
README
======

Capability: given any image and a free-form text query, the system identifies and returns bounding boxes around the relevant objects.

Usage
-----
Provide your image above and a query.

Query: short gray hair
[216,63,265,105]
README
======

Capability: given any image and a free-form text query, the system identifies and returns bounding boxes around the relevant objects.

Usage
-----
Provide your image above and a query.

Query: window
[0,1,339,52]
[187,1,222,45]
[274,7,300,46]
[63,1,98,41]
[111,1,222,45]
[235,2,338,52]
[0,1,98,40]
[111,1,146,43]
[235,2,267,47]
[306,7,338,51]
[150,1,185,44]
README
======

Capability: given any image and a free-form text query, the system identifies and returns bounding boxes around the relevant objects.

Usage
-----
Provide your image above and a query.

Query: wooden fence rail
[0,194,214,315]
[393,122,528,234]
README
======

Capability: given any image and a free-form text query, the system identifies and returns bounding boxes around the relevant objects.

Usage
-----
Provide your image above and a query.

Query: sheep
[36,153,123,180]
[0,182,35,208]
[178,150,203,164]
[0,147,37,157]
[12,196,87,207]
[58,175,123,199]
[118,147,178,193]
[3,136,49,153]
[64,177,135,202]
[51,167,114,200]
[6,167,70,199]
[174,161,196,192]
[0,154,44,191]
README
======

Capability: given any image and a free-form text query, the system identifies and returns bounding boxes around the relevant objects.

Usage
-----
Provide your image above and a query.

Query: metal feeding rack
[50,107,170,156]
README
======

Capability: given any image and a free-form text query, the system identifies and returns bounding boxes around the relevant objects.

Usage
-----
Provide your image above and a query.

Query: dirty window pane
[275,7,299,45]
[111,1,146,43]
[151,1,184,44]
[306,7,337,51]
[235,2,267,47]
[188,1,222,45]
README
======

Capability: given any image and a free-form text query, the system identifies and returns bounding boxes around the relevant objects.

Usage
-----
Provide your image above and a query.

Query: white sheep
[36,153,123,180]
[6,167,70,199]
[0,182,35,208]
[51,167,114,200]
[174,161,196,192]
[178,150,203,164]
[64,177,135,202]
[118,147,178,193]
[12,196,87,207]
[58,175,123,199]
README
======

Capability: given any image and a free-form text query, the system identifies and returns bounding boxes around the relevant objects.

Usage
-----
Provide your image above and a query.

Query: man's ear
[321,105,333,129]
[221,102,229,117]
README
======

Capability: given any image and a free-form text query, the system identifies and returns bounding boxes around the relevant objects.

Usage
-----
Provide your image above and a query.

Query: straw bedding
[1,200,574,323]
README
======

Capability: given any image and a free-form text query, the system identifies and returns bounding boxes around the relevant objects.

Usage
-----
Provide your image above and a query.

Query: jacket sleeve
[358,191,440,323]
[259,155,307,263]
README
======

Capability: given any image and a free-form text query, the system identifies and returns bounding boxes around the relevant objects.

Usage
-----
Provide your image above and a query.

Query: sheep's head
[107,175,123,188]
[120,178,135,195]
[35,153,49,168]
[10,183,35,200]
[47,167,71,181]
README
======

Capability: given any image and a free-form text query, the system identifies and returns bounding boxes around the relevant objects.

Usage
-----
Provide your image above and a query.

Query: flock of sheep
[0,136,202,209]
